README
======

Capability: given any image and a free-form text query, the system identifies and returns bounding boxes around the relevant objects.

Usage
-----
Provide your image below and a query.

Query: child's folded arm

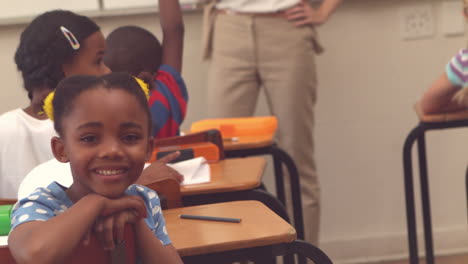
[8,194,107,264]
[8,194,146,264]
[134,219,183,264]
[421,73,465,114]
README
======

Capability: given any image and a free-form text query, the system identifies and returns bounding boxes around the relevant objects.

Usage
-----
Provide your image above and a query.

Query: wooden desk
[180,157,265,196]
[164,200,296,257]
[414,102,468,122]
[403,103,468,264]
[2,202,332,264]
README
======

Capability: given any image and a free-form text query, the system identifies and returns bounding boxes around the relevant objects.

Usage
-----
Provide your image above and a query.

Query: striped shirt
[150,65,188,139]
[446,49,468,88]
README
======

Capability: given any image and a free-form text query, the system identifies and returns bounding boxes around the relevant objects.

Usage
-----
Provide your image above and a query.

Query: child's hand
[94,209,141,250]
[100,195,147,218]
[138,151,184,184]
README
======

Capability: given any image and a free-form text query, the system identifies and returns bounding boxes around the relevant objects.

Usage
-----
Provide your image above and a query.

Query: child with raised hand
[104,0,186,140]
[420,0,468,114]
[8,73,183,264]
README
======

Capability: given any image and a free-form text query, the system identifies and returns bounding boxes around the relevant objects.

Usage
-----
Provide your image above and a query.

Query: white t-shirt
[17,158,72,199]
[0,108,56,198]
[216,0,300,13]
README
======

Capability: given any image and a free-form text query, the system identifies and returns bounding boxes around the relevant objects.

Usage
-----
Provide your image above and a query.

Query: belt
[216,8,286,17]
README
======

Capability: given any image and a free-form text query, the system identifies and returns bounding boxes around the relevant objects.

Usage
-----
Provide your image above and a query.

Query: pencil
[179,214,241,223]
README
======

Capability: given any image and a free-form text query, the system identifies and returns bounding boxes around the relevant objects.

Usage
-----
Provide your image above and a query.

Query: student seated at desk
[420,48,468,114]
[8,73,182,264]
[420,0,468,114]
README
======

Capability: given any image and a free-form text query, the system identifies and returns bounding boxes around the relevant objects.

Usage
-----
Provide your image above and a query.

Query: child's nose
[100,141,124,159]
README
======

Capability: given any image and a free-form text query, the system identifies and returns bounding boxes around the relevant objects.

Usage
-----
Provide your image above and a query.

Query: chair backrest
[0,199,17,206]
[143,177,182,209]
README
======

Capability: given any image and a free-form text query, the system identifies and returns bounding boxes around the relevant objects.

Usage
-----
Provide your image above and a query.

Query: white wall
[1,0,468,263]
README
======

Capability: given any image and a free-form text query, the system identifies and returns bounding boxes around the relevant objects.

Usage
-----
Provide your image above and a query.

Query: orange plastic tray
[190,116,277,139]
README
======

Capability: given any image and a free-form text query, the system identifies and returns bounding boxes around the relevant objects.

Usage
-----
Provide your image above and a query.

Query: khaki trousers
[205,10,322,245]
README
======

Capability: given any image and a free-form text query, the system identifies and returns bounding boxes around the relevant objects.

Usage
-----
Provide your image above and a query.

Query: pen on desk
[179,214,242,223]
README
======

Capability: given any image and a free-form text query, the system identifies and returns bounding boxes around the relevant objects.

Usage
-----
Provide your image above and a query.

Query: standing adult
[203,0,342,245]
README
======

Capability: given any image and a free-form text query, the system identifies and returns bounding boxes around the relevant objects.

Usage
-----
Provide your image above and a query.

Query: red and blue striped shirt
[150,64,188,139]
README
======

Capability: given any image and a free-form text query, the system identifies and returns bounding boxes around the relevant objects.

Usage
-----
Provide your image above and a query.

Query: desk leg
[417,134,434,264]
[225,146,305,241]
[403,126,421,264]
[182,240,332,264]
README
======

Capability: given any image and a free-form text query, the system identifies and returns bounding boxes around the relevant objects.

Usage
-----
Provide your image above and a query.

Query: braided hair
[52,73,152,136]
[15,10,100,100]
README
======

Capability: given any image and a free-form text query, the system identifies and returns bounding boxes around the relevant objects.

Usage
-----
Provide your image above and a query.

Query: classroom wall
[1,0,468,263]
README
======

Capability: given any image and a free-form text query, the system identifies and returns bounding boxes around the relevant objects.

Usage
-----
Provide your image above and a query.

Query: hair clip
[60,26,80,50]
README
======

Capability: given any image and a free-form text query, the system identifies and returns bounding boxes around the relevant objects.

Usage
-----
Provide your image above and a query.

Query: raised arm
[159,0,185,72]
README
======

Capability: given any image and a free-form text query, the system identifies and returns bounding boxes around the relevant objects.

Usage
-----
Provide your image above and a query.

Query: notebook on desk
[168,157,210,186]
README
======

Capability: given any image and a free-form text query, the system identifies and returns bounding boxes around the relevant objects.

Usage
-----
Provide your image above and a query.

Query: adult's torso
[215,0,300,13]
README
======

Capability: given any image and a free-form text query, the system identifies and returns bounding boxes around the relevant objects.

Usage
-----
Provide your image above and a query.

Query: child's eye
[80,135,97,143]
[122,134,141,143]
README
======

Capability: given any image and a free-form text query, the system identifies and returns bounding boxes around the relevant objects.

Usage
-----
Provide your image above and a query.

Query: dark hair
[15,10,100,100]
[104,26,162,76]
[53,72,152,136]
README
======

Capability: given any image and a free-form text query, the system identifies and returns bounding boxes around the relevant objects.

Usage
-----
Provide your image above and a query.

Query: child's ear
[145,137,154,162]
[51,136,69,163]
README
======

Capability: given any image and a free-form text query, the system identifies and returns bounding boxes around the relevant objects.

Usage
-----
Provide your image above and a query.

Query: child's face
[53,86,152,199]
[62,31,111,77]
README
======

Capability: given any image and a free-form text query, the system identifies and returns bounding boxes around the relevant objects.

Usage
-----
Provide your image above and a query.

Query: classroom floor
[361,253,468,264]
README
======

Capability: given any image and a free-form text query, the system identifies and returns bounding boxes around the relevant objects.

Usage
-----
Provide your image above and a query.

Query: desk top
[180,157,265,196]
[1,201,296,261]
[165,200,296,257]
[415,102,468,123]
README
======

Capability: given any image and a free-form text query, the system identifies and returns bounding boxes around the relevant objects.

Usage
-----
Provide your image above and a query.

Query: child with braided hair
[0,10,110,198]
[1,0,186,198]
[8,72,183,263]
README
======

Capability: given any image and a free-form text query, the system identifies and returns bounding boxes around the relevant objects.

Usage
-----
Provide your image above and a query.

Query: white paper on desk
[167,157,210,186]
[0,236,7,246]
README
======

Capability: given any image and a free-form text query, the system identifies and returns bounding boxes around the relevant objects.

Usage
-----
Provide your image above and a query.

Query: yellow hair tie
[134,77,150,100]
[42,78,149,121]
[43,91,55,121]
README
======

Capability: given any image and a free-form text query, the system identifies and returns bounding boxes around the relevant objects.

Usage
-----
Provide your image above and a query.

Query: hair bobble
[43,91,55,121]
[134,77,150,100]
[60,26,80,50]
[42,78,149,121]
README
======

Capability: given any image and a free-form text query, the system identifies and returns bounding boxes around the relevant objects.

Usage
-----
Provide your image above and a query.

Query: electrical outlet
[399,4,434,40]
[442,0,465,36]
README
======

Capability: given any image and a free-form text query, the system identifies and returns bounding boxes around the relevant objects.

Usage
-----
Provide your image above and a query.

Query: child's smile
[53,86,152,201]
